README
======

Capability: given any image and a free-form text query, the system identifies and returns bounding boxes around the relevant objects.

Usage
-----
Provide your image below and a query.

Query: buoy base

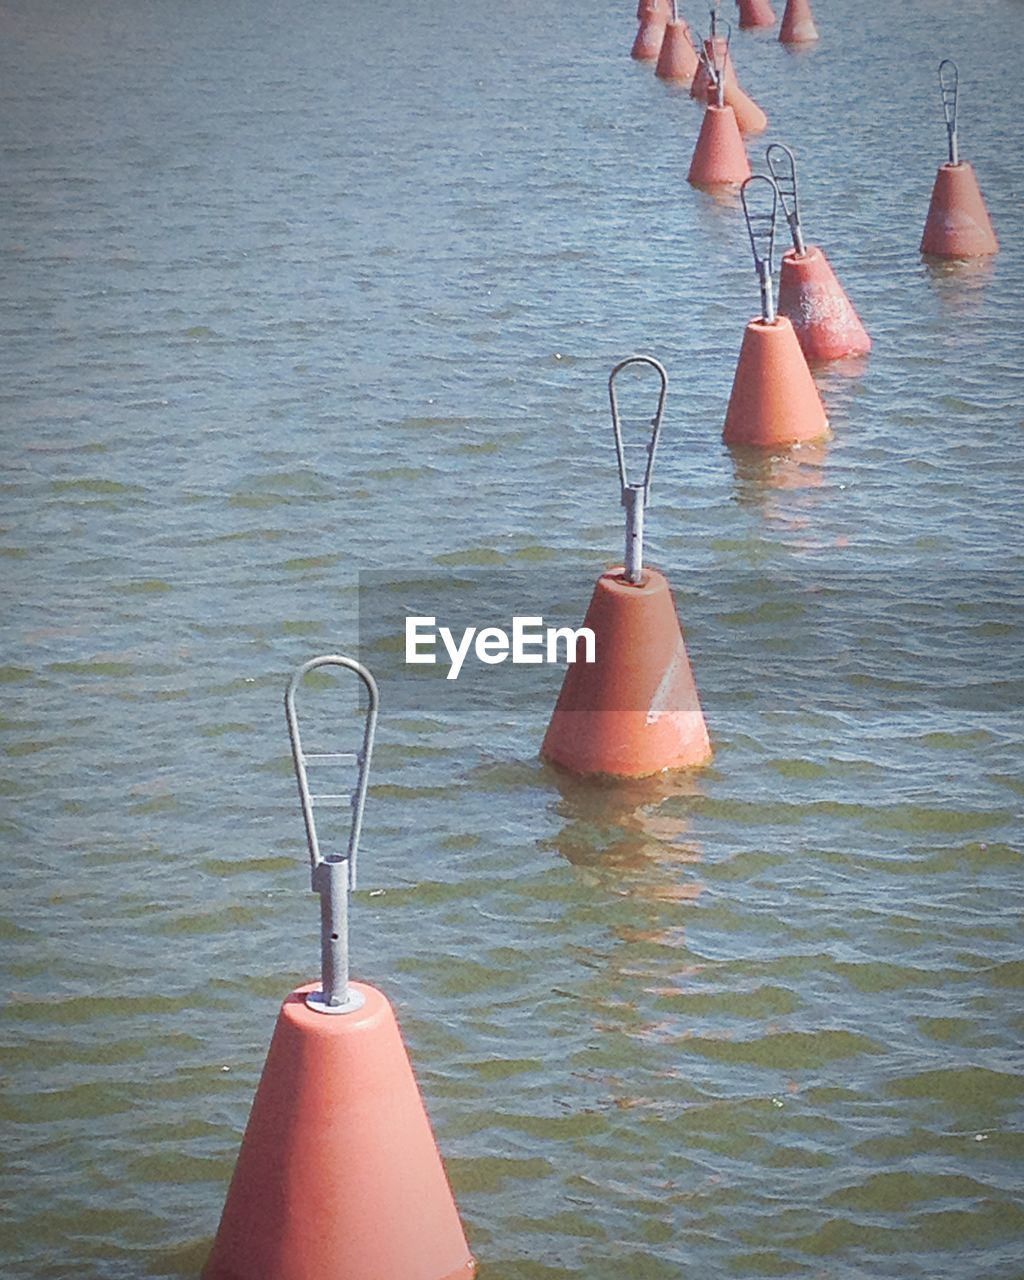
[688,104,751,188]
[203,983,475,1280]
[779,0,819,42]
[778,246,872,362]
[655,20,699,82]
[541,568,712,780]
[723,316,830,448]
[737,0,776,28]
[920,163,999,259]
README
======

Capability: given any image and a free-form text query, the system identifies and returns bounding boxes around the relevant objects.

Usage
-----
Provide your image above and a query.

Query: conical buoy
[656,18,700,82]
[778,247,872,361]
[779,0,818,43]
[920,62,998,258]
[766,143,871,361]
[688,97,751,188]
[723,176,829,448]
[921,164,999,258]
[542,569,712,778]
[736,0,776,29]
[690,36,767,133]
[723,316,829,447]
[204,657,475,1280]
[203,984,476,1280]
[541,358,711,780]
[632,2,668,61]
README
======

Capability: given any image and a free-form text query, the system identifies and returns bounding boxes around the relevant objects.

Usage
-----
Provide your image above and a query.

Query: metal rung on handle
[608,356,668,585]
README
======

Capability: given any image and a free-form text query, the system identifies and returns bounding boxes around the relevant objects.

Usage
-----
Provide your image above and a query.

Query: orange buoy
[779,0,818,43]
[778,247,872,361]
[204,657,475,1280]
[632,2,668,61]
[656,12,700,82]
[688,95,751,188]
[723,177,829,448]
[724,315,829,447]
[690,33,767,134]
[767,143,871,361]
[203,984,476,1280]
[736,0,776,28]
[542,569,712,778]
[921,61,998,259]
[541,358,711,780]
[922,164,999,258]
[722,76,767,136]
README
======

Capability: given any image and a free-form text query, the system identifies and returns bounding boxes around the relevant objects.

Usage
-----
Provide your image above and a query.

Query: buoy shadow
[539,765,707,902]
[922,254,995,314]
[808,352,870,381]
[690,181,745,210]
[727,438,829,508]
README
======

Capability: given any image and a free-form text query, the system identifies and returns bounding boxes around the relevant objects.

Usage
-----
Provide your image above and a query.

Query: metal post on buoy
[284,655,378,1015]
[766,142,806,256]
[740,173,779,323]
[608,356,667,585]
[939,58,959,166]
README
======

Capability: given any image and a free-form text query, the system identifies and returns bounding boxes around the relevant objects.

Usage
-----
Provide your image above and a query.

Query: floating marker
[542,358,711,780]
[779,0,818,43]
[632,0,669,61]
[921,60,998,259]
[736,0,776,29]
[656,1,700,82]
[768,143,872,362]
[203,658,475,1280]
[689,11,767,134]
[688,34,751,187]
[723,176,829,448]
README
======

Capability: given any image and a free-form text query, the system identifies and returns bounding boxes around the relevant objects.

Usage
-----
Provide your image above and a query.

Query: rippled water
[2,0,1023,1276]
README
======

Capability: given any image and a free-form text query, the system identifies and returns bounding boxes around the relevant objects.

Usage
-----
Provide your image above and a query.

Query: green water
[1,0,1022,1276]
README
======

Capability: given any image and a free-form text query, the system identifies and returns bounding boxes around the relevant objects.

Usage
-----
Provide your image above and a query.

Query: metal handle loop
[741,174,779,324]
[939,58,959,166]
[766,143,806,257]
[286,654,378,884]
[608,356,668,584]
[285,655,379,1013]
